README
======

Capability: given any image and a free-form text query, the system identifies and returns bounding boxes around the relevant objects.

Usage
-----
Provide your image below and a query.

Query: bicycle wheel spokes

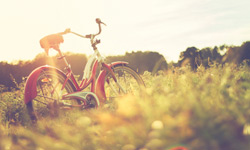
[107,78,120,95]
[117,69,139,93]
[105,65,144,101]
[33,76,62,117]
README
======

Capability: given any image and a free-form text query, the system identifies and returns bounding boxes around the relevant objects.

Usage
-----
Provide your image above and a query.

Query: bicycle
[24,18,145,122]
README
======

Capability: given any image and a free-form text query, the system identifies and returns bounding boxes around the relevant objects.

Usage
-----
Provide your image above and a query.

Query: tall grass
[1,63,250,150]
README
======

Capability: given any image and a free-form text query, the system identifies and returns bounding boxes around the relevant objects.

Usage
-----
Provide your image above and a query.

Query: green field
[1,63,250,150]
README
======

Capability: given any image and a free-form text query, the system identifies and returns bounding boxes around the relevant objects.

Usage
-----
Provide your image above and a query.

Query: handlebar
[40,18,106,54]
[95,18,107,35]
[61,18,106,39]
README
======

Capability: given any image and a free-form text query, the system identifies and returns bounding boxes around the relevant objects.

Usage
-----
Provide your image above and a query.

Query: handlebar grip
[96,18,107,26]
[96,18,102,24]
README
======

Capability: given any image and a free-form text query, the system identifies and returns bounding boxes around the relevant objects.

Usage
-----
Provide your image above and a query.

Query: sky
[0,0,250,63]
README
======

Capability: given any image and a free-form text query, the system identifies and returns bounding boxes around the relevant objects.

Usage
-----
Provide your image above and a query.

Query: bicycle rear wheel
[104,65,145,101]
[26,69,79,122]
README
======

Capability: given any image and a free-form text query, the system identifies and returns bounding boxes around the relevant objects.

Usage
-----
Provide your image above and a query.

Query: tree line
[177,41,250,70]
[0,51,167,88]
[0,41,249,88]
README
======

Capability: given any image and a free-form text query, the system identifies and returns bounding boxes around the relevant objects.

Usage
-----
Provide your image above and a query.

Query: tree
[238,41,250,64]
[222,41,250,64]
[178,47,201,70]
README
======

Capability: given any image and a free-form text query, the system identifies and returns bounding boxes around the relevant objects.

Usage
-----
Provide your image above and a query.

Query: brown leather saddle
[40,34,64,55]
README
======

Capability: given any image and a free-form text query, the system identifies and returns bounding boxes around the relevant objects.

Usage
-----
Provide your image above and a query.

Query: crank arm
[59,101,96,109]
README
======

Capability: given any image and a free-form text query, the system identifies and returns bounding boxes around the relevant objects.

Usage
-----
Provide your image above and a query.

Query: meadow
[0,63,250,150]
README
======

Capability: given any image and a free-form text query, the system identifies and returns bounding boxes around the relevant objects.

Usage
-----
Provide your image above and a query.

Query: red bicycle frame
[24,18,128,105]
[24,56,128,105]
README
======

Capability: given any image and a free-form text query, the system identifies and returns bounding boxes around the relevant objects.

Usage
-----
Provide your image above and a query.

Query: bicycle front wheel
[26,69,79,122]
[104,65,145,101]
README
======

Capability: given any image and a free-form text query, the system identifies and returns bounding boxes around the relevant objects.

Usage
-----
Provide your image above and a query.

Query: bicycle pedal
[82,104,96,110]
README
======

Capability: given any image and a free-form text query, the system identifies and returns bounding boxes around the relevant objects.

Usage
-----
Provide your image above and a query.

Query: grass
[1,63,250,150]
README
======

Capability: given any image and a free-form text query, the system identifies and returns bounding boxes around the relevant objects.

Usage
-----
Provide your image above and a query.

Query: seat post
[58,49,70,68]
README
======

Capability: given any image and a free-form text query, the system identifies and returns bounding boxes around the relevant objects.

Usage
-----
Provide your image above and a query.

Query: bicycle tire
[104,64,145,101]
[26,69,79,122]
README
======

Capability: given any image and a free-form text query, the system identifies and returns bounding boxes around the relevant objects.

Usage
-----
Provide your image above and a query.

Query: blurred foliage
[0,81,30,127]
[1,63,250,150]
[0,41,250,149]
